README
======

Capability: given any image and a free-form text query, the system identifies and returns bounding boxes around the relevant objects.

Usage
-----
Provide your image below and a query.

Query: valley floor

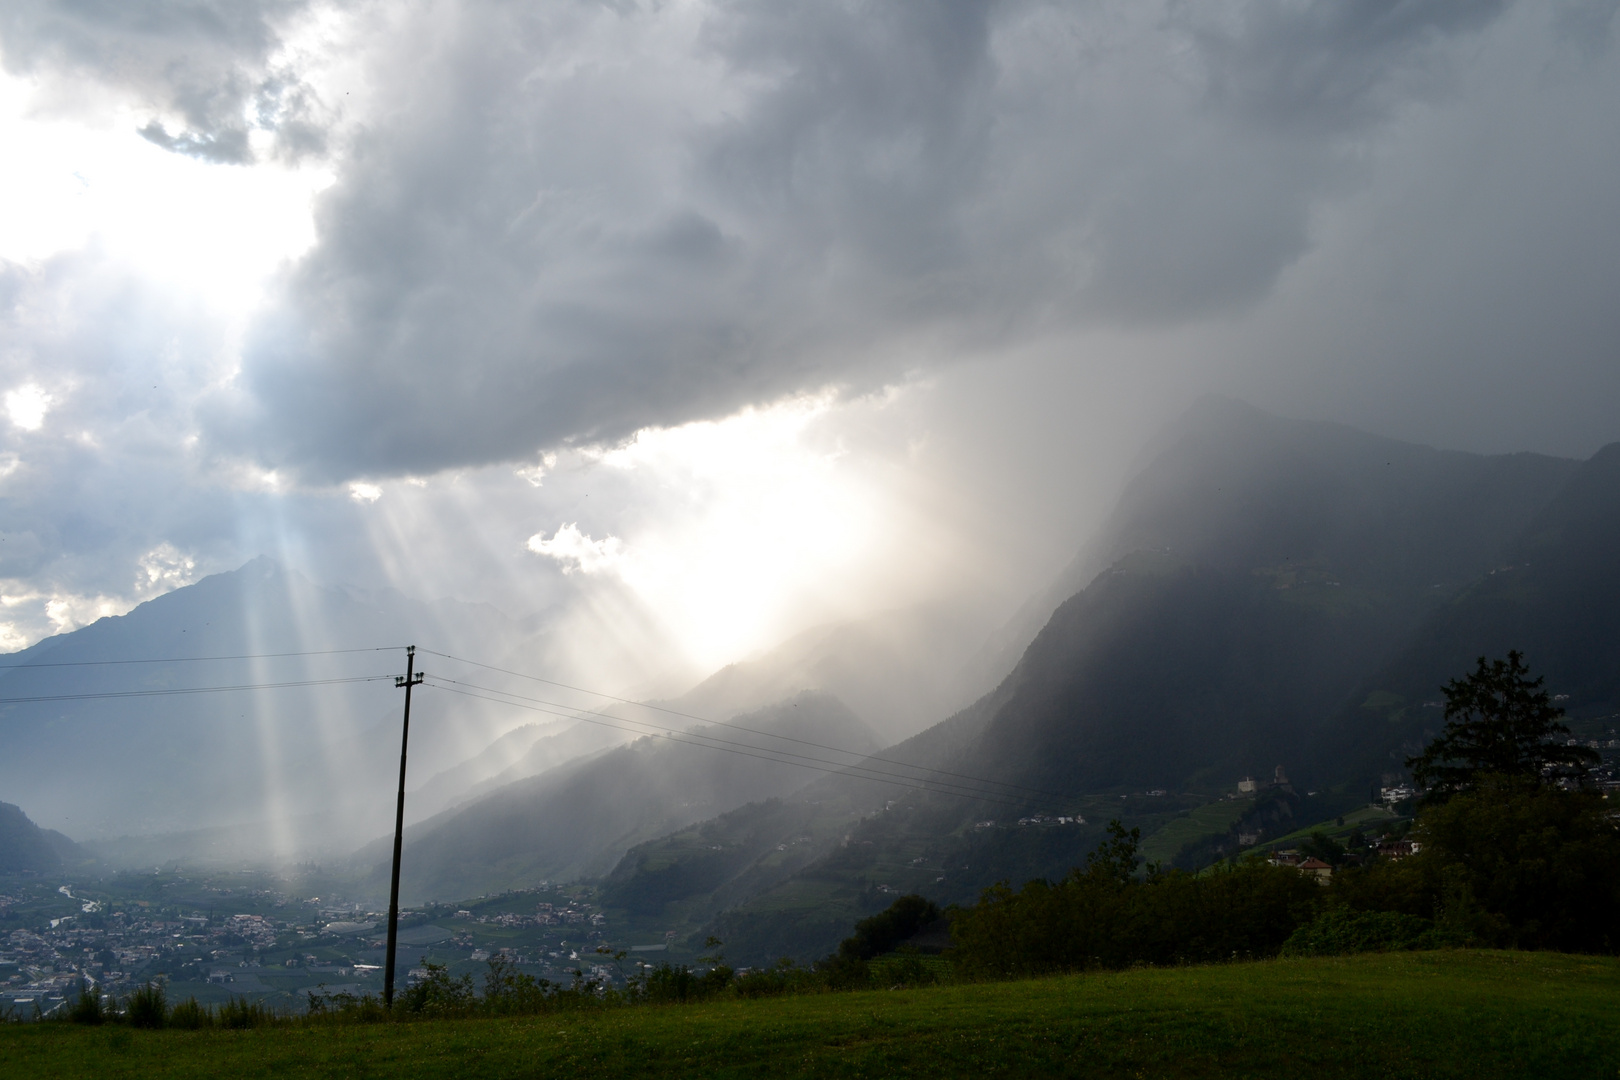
[2,950,1616,1079]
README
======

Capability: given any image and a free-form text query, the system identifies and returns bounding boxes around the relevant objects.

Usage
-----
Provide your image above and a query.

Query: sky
[1,0,1617,694]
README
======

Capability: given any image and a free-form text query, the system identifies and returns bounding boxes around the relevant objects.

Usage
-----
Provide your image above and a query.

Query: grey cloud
[1182,0,1509,134]
[0,0,327,163]
[701,2,997,275]
[204,0,1527,481]
[138,119,254,163]
[0,255,240,585]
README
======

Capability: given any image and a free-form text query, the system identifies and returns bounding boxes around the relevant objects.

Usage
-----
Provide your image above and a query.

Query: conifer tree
[1407,651,1598,792]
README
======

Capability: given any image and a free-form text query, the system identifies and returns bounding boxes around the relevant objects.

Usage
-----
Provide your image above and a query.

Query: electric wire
[418,647,1058,802]
[0,646,406,671]
[427,679,1033,809]
[0,674,397,705]
[425,673,1042,806]
[421,673,1027,803]
[0,639,1063,807]
[424,675,1035,809]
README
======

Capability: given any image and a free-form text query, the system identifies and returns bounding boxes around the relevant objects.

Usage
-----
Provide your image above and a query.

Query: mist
[1,1,1618,868]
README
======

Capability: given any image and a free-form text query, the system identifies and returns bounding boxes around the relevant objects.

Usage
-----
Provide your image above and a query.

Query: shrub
[837,895,940,962]
[732,958,818,998]
[949,823,1323,979]
[1281,908,1436,956]
[216,995,275,1029]
[400,962,476,1017]
[68,981,104,1025]
[635,961,732,1003]
[870,946,942,988]
[1331,780,1620,953]
[811,952,872,991]
[305,990,387,1023]
[168,996,210,1030]
[125,982,167,1029]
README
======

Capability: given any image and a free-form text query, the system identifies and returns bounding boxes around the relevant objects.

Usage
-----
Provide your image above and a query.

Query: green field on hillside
[1260,803,1402,851]
[4,951,1616,1079]
[1136,797,1252,866]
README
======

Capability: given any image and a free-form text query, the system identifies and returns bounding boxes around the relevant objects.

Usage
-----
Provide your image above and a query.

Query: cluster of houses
[2,903,301,1017]
[1265,851,1335,883]
[452,901,603,929]
[1265,837,1423,884]
[1236,765,1296,795]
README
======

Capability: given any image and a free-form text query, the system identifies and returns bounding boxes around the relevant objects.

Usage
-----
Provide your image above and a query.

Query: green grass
[1261,804,1402,850]
[4,951,1616,1078]
[1137,798,1253,866]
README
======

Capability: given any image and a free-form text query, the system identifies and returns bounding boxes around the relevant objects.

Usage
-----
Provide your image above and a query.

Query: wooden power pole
[383,644,423,1008]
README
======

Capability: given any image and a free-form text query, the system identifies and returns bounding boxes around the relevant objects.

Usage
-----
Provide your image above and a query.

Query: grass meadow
[3,950,1616,1079]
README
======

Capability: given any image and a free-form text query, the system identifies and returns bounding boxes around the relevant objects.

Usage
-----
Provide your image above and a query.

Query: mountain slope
[597,400,1593,962]
[0,558,531,848]
[0,800,84,873]
[1329,440,1620,778]
[956,398,1579,797]
[364,691,884,903]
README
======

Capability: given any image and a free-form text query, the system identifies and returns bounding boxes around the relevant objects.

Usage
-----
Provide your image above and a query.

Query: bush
[216,995,276,1029]
[68,981,104,1025]
[837,895,940,962]
[949,823,1323,979]
[400,962,476,1017]
[1331,780,1620,953]
[305,990,387,1023]
[1415,780,1620,951]
[635,961,733,1003]
[1281,908,1437,957]
[811,952,872,991]
[732,958,819,998]
[168,996,210,1030]
[125,982,167,1029]
[870,946,942,988]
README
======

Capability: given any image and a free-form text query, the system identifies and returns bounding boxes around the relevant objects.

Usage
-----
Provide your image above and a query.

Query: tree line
[38,652,1618,1027]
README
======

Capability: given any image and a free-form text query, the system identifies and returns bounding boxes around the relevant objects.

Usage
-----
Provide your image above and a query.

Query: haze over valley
[2,0,1619,1016]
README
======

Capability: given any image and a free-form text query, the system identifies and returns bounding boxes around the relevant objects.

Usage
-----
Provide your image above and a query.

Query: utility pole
[383,644,423,1008]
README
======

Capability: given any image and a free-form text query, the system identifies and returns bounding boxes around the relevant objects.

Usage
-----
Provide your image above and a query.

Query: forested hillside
[596,401,1617,964]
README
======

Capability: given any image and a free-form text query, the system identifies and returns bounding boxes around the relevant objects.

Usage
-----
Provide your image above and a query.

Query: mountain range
[588,398,1620,961]
[3,396,1616,966]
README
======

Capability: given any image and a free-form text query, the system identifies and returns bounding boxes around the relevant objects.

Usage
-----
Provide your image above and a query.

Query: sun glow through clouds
[4,385,51,431]
[0,69,332,315]
[523,393,917,674]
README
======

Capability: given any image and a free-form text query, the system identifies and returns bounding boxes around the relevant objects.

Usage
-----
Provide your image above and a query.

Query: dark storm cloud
[194,0,1532,482]
[0,0,327,163]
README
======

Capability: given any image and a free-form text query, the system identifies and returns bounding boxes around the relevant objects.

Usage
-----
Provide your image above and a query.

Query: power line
[0,646,406,671]
[418,648,1057,802]
[424,676,1036,809]
[0,639,1063,807]
[0,674,396,705]
[427,679,1031,809]
[425,673,1040,805]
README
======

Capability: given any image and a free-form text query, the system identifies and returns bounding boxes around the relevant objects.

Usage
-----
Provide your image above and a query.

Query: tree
[1410,778,1620,952]
[1407,651,1598,792]
[1084,820,1142,884]
[835,895,940,962]
[1298,830,1346,867]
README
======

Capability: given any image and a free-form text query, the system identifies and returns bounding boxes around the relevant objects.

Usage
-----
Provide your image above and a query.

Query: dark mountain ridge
[1328,439,1620,780]
[0,800,83,873]
[596,400,1609,963]
[891,397,1583,799]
